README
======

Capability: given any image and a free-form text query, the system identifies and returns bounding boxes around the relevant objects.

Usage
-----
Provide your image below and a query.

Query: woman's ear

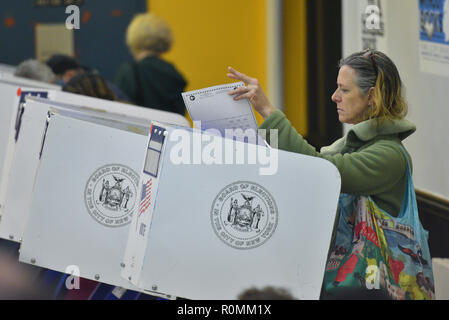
[367,87,375,105]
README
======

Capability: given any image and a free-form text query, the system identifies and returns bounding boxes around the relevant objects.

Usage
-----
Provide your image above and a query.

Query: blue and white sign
[419,0,449,77]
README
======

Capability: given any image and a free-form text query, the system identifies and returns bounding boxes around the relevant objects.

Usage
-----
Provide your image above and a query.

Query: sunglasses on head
[363,48,378,77]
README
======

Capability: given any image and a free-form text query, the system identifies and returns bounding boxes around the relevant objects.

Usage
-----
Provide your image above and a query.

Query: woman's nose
[331,89,339,103]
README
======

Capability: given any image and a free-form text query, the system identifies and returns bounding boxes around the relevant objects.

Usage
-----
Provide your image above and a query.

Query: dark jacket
[115,55,187,116]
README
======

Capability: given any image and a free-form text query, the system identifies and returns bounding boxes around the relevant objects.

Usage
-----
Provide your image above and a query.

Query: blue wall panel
[0,0,147,81]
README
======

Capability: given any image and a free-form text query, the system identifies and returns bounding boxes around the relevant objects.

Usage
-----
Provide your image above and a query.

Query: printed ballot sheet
[182,82,261,142]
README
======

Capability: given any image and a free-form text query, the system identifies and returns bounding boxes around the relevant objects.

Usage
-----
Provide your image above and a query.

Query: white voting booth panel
[0,81,60,217]
[0,75,60,211]
[49,90,189,126]
[0,65,17,75]
[0,98,147,243]
[0,73,60,90]
[18,113,171,298]
[0,92,189,243]
[122,123,341,300]
[0,82,26,190]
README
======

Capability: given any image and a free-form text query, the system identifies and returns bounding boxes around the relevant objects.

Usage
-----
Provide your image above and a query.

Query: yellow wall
[148,0,267,125]
[147,0,308,132]
[283,0,308,135]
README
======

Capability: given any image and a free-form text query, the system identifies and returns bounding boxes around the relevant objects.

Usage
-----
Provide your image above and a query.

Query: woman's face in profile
[331,65,371,125]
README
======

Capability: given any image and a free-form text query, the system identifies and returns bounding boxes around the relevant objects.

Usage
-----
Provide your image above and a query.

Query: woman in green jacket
[227,49,421,299]
[228,49,413,222]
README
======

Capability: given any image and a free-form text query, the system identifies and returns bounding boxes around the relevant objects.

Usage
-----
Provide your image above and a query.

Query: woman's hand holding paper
[227,66,276,120]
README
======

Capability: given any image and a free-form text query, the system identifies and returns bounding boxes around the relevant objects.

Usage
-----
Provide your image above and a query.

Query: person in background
[14,59,55,83]
[238,286,296,300]
[62,72,118,101]
[47,54,130,101]
[46,54,83,85]
[115,13,187,116]
[0,240,52,300]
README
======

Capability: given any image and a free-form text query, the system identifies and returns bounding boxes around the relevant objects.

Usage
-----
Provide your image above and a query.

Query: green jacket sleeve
[260,110,407,195]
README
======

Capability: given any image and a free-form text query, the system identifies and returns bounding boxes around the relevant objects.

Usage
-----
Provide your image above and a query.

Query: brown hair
[63,72,117,101]
[339,49,408,126]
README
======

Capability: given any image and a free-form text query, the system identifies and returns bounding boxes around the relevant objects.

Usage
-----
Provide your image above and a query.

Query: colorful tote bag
[323,148,435,300]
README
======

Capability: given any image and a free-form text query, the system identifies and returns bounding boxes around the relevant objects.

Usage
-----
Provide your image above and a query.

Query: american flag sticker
[139,178,152,216]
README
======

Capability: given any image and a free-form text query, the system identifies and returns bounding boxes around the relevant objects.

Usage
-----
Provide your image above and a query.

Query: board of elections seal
[84,164,139,227]
[211,181,278,250]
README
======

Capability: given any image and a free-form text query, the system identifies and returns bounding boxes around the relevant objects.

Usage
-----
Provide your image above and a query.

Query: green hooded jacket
[260,109,417,218]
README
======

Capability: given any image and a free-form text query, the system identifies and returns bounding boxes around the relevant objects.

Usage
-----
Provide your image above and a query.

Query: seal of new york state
[211,181,278,250]
[84,164,139,227]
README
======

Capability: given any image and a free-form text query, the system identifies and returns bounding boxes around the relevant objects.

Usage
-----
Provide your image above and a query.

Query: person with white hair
[115,13,187,116]
[14,59,56,83]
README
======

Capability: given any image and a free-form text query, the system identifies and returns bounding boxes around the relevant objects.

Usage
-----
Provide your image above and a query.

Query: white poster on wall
[360,0,388,52]
[418,0,449,78]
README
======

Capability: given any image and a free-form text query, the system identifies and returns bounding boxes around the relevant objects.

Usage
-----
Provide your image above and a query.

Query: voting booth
[17,115,341,299]
[0,77,341,299]
[0,77,60,218]
[0,92,189,243]
[120,122,341,300]
[17,111,173,298]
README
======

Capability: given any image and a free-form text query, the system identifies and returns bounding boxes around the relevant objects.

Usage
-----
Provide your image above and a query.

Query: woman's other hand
[227,66,276,120]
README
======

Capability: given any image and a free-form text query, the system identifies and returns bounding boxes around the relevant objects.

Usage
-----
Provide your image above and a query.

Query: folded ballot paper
[0,92,189,243]
[182,82,265,145]
[18,111,175,298]
[121,121,341,300]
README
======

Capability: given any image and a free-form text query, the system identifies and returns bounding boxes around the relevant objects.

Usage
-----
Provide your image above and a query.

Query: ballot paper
[122,121,341,300]
[182,82,263,144]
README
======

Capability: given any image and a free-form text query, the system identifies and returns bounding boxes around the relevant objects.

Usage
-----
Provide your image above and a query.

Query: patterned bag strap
[396,145,420,227]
